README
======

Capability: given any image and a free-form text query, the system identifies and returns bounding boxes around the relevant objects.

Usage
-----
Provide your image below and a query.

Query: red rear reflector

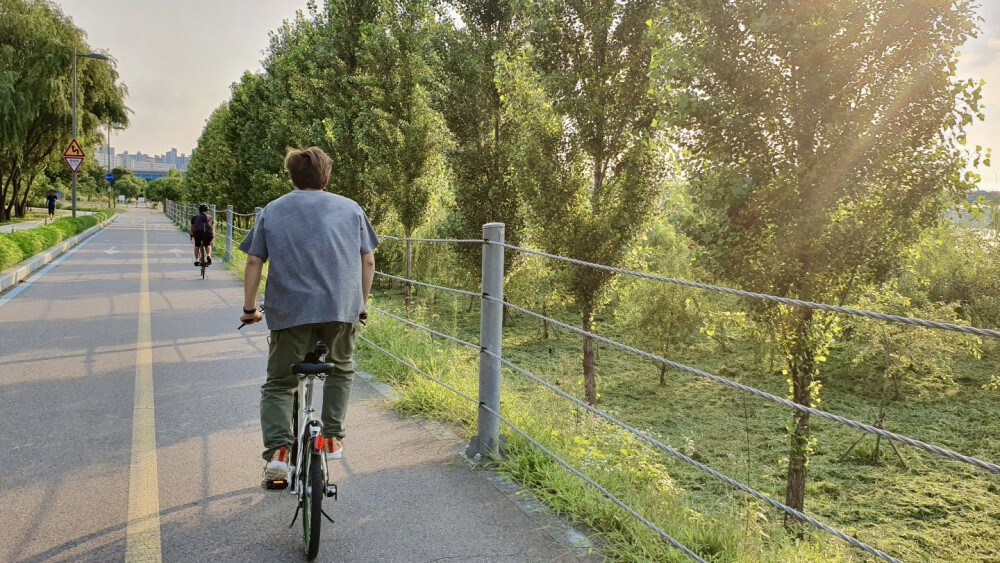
[314,436,325,451]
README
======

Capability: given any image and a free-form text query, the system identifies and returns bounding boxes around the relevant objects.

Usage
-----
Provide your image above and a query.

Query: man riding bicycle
[238,146,378,483]
[190,204,215,266]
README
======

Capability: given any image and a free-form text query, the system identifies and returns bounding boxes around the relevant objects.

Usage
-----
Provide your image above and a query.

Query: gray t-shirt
[239,190,379,331]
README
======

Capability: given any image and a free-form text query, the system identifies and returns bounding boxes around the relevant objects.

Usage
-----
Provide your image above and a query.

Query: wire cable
[486,295,1000,475]
[489,242,1000,340]
[374,272,481,299]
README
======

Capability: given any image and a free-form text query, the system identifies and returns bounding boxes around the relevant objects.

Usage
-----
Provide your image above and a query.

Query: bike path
[0,207,593,562]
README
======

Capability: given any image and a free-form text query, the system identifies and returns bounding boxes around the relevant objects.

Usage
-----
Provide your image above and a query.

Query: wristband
[243,308,257,315]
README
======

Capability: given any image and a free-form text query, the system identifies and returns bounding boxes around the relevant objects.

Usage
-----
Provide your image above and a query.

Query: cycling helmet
[198,204,209,212]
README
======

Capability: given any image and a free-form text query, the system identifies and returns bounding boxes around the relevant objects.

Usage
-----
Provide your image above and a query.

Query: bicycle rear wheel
[200,247,206,279]
[302,450,324,560]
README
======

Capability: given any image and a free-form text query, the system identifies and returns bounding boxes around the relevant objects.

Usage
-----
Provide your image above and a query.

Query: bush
[7,231,45,255]
[0,237,25,270]
[0,211,116,272]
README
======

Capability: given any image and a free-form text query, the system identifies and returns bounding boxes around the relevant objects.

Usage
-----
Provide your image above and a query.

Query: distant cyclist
[238,146,378,483]
[190,204,214,266]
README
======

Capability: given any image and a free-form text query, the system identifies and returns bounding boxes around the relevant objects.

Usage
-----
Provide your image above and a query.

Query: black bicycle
[198,245,208,279]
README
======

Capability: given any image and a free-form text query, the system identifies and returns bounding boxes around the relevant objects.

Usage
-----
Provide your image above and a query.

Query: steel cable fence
[485,241,1000,340]
[486,295,1000,475]
[358,333,707,562]
[366,304,900,561]
[367,233,1000,561]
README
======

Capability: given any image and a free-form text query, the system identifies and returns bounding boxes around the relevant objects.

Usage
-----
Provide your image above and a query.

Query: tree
[185,104,235,206]
[147,169,187,203]
[114,173,145,202]
[670,0,985,522]
[501,0,670,405]
[438,0,527,280]
[614,217,702,386]
[374,0,451,310]
[0,0,127,220]
[261,0,390,218]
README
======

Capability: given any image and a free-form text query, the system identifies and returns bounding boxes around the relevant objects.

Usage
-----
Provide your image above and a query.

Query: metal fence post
[225,205,234,263]
[467,222,505,459]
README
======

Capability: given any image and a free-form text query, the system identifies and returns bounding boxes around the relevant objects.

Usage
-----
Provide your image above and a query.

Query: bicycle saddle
[291,362,335,375]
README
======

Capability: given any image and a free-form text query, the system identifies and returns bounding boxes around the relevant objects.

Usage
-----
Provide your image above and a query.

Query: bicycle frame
[288,373,330,497]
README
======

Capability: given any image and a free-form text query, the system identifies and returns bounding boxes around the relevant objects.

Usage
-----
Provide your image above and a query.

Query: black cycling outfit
[191,214,214,247]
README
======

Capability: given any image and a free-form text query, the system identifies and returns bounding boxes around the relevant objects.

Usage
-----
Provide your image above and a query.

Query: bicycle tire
[200,247,206,279]
[303,450,324,560]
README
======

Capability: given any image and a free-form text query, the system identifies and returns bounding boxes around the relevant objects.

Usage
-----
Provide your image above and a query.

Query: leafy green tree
[670,0,985,519]
[438,0,527,279]
[614,218,702,386]
[849,284,981,401]
[147,169,187,203]
[500,0,669,405]
[372,0,451,310]
[185,104,235,206]
[223,71,290,211]
[114,174,145,202]
[261,0,388,218]
[0,0,127,220]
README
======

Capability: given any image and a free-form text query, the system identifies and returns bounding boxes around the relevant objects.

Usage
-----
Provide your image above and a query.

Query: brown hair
[284,147,332,190]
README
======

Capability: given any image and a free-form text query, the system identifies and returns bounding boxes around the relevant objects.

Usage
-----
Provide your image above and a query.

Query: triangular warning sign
[63,139,85,158]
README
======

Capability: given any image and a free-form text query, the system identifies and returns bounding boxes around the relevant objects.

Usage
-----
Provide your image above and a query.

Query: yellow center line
[126,220,162,562]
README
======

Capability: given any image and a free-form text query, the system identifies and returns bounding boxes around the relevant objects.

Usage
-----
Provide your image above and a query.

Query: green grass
[0,210,116,271]
[0,212,47,225]
[356,285,1000,562]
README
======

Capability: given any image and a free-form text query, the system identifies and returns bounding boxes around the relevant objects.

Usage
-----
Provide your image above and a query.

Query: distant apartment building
[97,145,190,179]
[96,146,191,177]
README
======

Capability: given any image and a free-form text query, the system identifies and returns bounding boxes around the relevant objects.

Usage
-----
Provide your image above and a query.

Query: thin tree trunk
[582,300,597,405]
[659,363,667,386]
[784,332,815,534]
[542,301,549,340]
[404,230,412,314]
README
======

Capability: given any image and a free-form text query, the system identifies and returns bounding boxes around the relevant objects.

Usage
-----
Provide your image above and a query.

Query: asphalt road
[0,208,594,562]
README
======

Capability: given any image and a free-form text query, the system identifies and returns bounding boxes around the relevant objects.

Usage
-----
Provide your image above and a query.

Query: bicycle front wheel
[302,451,324,560]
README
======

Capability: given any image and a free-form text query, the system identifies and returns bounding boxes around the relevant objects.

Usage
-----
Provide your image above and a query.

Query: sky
[55,1,999,189]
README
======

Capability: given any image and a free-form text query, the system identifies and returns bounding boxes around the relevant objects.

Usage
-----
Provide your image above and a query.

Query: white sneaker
[264,446,290,481]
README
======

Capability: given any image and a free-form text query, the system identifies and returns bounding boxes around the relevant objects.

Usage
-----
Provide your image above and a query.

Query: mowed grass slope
[359,285,1000,562]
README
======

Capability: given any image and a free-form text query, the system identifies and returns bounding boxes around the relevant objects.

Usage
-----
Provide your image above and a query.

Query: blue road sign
[106,173,114,182]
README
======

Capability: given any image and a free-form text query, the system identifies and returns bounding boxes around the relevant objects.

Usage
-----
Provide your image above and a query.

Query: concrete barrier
[0,214,119,293]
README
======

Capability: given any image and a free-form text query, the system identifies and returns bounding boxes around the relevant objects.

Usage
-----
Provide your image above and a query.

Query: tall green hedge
[0,210,116,271]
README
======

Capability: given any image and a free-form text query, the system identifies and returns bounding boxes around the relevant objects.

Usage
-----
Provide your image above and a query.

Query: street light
[71,48,110,218]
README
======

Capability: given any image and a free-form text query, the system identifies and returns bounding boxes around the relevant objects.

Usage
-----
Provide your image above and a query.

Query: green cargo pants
[261,321,357,461]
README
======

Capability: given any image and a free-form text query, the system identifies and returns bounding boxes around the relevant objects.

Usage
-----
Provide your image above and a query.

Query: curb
[0,214,118,294]
[355,370,598,559]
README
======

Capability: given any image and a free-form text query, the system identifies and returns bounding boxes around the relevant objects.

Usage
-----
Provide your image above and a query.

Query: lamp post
[71,48,110,218]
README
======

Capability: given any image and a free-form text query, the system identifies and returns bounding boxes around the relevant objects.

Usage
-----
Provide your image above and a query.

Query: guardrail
[161,202,1000,561]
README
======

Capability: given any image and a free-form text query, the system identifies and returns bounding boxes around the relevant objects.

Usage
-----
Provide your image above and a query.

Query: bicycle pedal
[262,479,288,490]
[325,484,338,499]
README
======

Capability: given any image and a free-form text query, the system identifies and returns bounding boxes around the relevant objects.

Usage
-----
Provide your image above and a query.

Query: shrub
[0,237,25,270]
[0,211,116,272]
[7,231,44,255]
